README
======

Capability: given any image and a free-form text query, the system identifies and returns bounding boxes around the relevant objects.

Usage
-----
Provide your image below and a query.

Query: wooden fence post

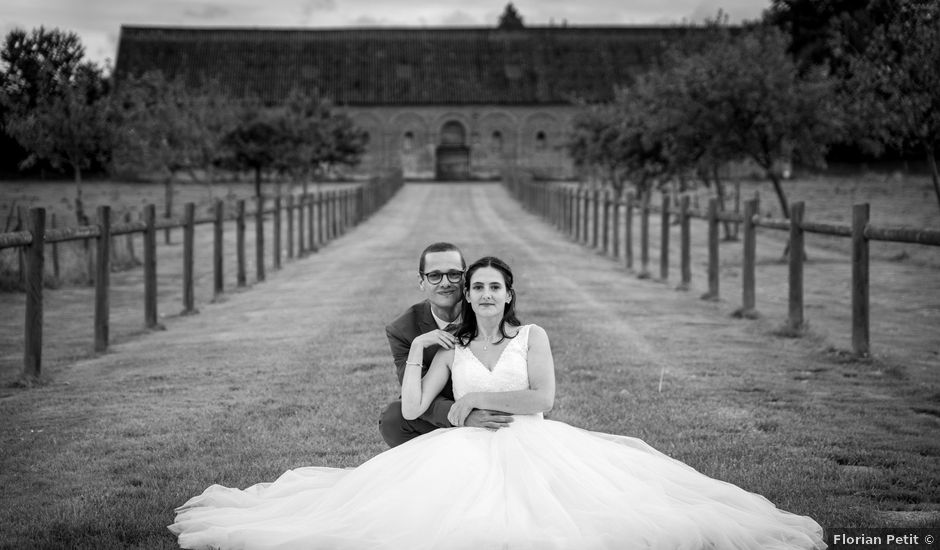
[24,207,45,380]
[573,188,582,242]
[852,203,870,356]
[94,205,110,352]
[333,190,340,240]
[317,190,325,247]
[625,192,634,270]
[297,194,306,256]
[328,190,336,242]
[213,200,224,298]
[237,200,247,287]
[182,202,196,315]
[592,188,600,249]
[255,195,265,283]
[51,213,60,282]
[788,201,805,332]
[17,206,26,288]
[144,204,159,328]
[337,190,344,236]
[286,194,294,259]
[736,198,759,318]
[612,190,621,259]
[582,187,590,245]
[703,198,719,301]
[274,196,282,270]
[567,187,574,237]
[307,189,324,253]
[323,190,331,242]
[659,193,670,281]
[639,195,650,279]
[678,195,691,291]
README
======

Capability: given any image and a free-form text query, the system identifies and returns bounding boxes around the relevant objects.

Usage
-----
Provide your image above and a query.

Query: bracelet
[405,361,422,367]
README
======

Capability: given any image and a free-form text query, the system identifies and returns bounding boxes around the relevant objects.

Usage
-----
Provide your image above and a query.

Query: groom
[379,242,513,447]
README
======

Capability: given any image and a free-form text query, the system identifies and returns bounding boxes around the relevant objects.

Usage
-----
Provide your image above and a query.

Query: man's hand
[463,409,514,430]
[412,329,457,351]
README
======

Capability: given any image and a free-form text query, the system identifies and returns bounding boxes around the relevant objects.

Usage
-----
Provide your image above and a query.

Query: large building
[114,10,699,180]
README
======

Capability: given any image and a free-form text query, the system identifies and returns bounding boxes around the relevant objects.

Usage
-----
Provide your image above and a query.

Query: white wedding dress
[169,325,825,549]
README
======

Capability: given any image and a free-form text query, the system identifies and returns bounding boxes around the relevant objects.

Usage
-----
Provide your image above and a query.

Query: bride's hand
[413,329,457,350]
[447,394,478,427]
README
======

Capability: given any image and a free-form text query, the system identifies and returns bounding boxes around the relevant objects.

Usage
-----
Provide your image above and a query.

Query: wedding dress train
[169,325,825,549]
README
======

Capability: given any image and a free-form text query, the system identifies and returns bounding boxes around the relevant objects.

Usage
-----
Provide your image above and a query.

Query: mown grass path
[1,183,937,548]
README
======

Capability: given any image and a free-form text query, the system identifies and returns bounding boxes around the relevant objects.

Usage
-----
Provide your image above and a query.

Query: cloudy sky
[2,0,771,67]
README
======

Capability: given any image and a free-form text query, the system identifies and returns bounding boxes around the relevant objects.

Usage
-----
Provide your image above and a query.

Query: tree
[498,4,525,30]
[221,100,293,197]
[837,2,940,212]
[687,26,843,221]
[4,62,109,224]
[1,27,108,222]
[175,81,238,194]
[1,27,87,111]
[108,70,193,229]
[566,87,670,203]
[279,91,368,181]
[316,109,369,178]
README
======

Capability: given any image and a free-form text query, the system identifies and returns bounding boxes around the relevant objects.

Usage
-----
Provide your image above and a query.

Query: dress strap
[508,324,532,351]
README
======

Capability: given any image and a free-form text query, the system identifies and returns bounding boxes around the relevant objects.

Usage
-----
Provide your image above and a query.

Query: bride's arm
[451,325,555,424]
[401,347,453,421]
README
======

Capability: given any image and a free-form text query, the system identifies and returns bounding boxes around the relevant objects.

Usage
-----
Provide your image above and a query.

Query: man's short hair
[418,242,466,273]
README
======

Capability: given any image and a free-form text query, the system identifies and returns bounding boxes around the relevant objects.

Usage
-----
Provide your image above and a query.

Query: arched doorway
[435,121,470,180]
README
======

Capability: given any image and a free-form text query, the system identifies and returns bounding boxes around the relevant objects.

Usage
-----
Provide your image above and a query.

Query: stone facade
[349,105,576,180]
[115,24,701,180]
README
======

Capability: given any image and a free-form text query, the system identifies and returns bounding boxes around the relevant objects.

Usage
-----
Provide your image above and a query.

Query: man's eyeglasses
[422,271,464,284]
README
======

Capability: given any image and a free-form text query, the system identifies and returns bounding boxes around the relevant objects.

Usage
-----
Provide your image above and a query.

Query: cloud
[302,0,337,20]
[688,0,767,23]
[440,10,480,26]
[350,15,390,26]
[183,3,232,20]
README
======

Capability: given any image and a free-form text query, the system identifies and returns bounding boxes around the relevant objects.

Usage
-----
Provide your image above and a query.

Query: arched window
[440,121,466,146]
[535,131,547,151]
[491,130,503,153]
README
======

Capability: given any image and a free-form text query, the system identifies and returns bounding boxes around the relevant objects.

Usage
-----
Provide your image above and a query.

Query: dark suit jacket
[385,300,455,428]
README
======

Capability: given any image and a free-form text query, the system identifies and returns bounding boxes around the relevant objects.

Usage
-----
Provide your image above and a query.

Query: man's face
[419,250,465,310]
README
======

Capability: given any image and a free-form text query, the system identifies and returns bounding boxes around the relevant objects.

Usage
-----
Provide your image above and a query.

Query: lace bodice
[452,325,536,409]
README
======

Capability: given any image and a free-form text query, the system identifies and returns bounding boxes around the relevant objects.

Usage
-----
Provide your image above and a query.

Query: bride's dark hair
[454,256,521,347]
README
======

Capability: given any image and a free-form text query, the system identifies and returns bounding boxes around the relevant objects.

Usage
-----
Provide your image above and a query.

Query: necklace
[480,333,500,351]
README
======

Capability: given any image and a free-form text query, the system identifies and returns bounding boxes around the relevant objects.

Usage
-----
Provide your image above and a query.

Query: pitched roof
[114,25,699,106]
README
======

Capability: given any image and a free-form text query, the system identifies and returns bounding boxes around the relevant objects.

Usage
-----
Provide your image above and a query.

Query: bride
[170,256,826,549]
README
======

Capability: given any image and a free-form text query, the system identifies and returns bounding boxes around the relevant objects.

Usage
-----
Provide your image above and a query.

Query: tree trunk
[767,169,805,261]
[711,165,736,240]
[73,165,86,225]
[254,167,262,198]
[164,177,174,219]
[164,176,174,244]
[926,144,940,215]
[767,170,791,220]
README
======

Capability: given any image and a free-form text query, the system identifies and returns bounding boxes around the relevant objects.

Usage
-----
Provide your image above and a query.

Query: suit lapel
[417,300,437,334]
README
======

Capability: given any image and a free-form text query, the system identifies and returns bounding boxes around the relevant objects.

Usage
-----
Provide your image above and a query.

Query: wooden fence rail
[504,175,940,358]
[1,175,403,382]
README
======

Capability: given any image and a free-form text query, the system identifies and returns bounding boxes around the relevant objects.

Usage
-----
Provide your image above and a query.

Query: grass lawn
[0,179,938,548]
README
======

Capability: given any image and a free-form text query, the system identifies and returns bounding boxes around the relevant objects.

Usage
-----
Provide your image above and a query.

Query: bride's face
[467,266,511,320]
